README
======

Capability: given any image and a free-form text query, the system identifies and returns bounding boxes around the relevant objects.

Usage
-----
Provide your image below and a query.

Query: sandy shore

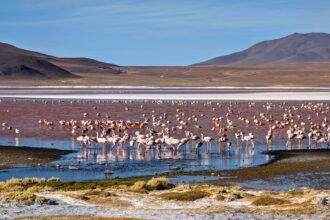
[1,92,330,100]
[1,87,330,100]
[1,86,330,89]
[0,146,73,170]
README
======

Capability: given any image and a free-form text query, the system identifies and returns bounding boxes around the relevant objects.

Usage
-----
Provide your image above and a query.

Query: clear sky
[1,0,329,66]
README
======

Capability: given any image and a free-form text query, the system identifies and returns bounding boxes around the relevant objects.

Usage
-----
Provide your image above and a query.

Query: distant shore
[1,86,330,89]
[1,87,330,100]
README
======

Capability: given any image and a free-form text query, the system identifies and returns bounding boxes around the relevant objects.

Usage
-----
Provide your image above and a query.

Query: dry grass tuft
[216,194,226,201]
[129,181,148,192]
[0,177,58,205]
[129,177,175,192]
[146,177,175,190]
[158,190,210,201]
[226,192,243,201]
[66,193,90,201]
[84,189,113,197]
[252,196,289,206]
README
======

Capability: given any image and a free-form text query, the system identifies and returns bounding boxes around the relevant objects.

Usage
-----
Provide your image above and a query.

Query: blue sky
[1,0,329,65]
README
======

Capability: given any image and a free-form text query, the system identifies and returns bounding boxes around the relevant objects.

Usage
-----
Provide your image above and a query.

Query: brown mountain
[0,42,121,79]
[193,33,330,65]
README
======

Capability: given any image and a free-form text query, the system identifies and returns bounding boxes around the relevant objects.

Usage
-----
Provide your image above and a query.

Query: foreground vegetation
[0,176,171,204]
[0,176,329,217]
[252,196,289,206]
[158,190,210,201]
[0,177,57,205]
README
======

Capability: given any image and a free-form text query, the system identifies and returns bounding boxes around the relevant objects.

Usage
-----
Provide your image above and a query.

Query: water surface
[0,136,274,181]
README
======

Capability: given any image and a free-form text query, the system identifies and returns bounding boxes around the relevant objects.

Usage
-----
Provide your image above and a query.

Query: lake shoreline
[2,146,330,190]
[0,145,74,170]
[1,149,330,219]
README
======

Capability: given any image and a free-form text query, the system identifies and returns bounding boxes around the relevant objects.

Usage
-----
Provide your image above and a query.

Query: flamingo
[316,136,327,148]
[177,137,189,153]
[155,138,164,158]
[266,128,273,151]
[308,131,313,147]
[169,138,181,154]
[15,128,20,136]
[146,138,155,150]
[76,134,90,146]
[96,132,107,145]
[295,130,306,149]
[219,134,229,154]
[201,133,213,154]
[234,131,243,147]
[286,128,296,150]
[242,132,255,148]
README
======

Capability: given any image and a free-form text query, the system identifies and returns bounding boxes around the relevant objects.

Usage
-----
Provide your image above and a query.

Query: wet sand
[0,146,73,170]
[182,149,330,190]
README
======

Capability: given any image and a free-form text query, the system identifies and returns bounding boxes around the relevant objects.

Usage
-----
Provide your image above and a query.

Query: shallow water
[0,136,276,182]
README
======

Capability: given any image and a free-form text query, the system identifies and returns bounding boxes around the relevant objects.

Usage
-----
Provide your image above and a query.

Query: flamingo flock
[1,100,330,162]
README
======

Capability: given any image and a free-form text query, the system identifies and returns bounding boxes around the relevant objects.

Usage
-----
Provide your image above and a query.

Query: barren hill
[194,33,330,65]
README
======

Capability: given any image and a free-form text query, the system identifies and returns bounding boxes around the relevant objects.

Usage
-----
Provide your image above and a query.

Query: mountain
[0,42,121,79]
[193,33,330,65]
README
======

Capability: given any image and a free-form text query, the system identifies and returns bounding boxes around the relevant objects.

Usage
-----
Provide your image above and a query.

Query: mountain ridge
[193,32,330,65]
[0,42,121,79]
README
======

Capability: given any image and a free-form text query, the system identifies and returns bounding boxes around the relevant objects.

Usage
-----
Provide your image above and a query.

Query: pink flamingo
[201,133,213,154]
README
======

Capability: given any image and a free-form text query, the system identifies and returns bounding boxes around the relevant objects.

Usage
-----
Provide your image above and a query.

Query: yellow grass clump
[146,177,175,190]
[216,194,226,201]
[129,177,175,192]
[129,181,148,192]
[84,189,113,197]
[0,177,57,205]
[159,190,210,201]
[69,193,90,201]
[252,196,290,206]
